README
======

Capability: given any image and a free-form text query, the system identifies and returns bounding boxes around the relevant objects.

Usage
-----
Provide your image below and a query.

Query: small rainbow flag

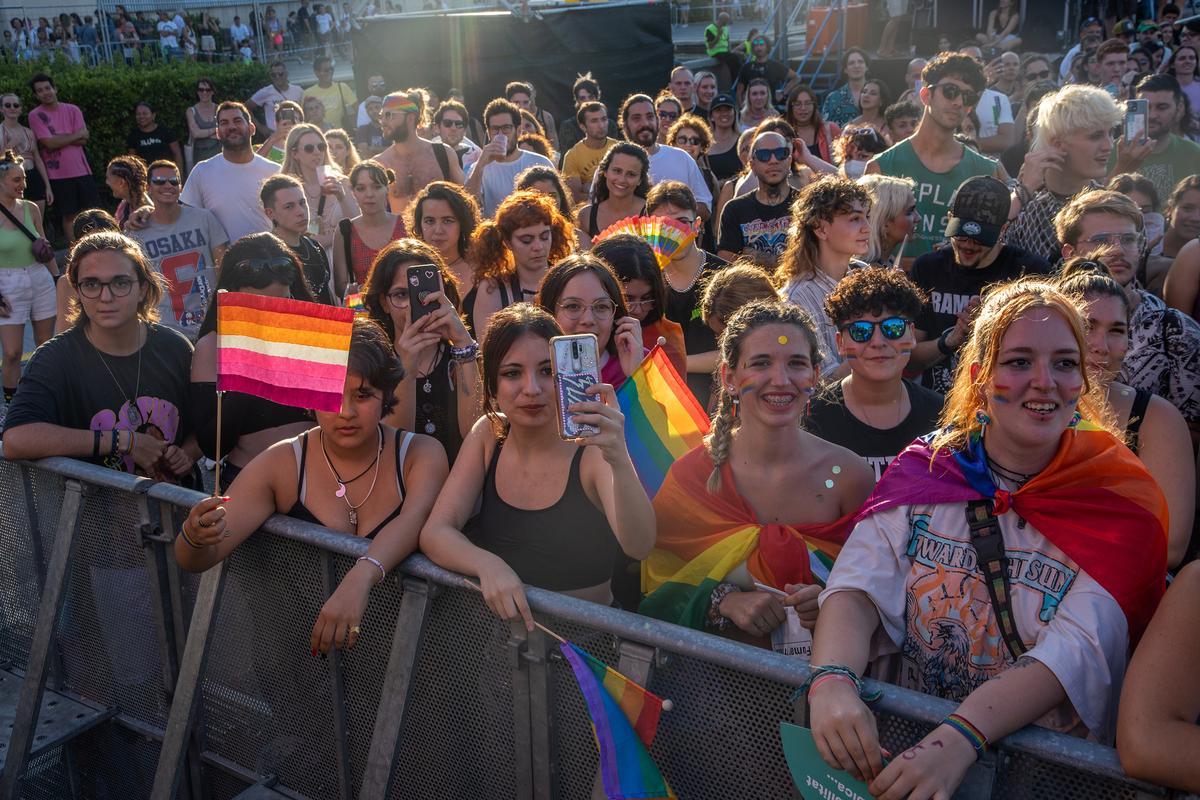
[346,292,366,314]
[615,346,709,498]
[217,291,354,413]
[559,642,674,799]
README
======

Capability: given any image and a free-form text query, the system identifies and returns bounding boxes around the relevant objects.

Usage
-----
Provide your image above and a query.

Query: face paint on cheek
[991,384,1012,404]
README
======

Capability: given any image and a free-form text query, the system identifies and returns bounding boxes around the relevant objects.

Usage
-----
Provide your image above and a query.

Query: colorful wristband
[943,713,988,758]
[357,555,387,583]
[807,672,857,697]
[178,523,204,549]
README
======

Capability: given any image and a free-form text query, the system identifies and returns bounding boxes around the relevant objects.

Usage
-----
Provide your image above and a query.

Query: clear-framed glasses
[1083,232,1145,251]
[625,298,655,313]
[557,299,616,320]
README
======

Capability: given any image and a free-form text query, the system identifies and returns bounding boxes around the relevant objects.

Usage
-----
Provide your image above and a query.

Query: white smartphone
[1125,99,1148,143]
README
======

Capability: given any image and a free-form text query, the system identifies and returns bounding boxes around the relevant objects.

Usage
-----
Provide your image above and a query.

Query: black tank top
[470,438,618,591]
[707,144,744,182]
[464,273,523,338]
[1125,387,1153,456]
[413,344,463,462]
[588,202,647,238]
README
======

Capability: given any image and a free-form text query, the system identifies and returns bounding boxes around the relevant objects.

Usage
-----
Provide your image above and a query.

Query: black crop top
[191,381,311,462]
[287,427,413,540]
[469,439,618,591]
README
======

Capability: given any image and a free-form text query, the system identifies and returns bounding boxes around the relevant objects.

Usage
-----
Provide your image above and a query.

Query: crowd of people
[2,3,1200,794]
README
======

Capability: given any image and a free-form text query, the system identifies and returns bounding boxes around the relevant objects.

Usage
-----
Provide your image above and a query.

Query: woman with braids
[464,190,573,338]
[105,155,149,229]
[419,303,654,625]
[364,238,482,463]
[190,233,317,492]
[641,299,873,648]
[179,316,448,655]
[409,180,480,293]
[809,279,1168,799]
[574,142,650,247]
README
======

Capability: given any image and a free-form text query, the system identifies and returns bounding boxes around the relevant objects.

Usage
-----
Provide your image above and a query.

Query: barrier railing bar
[525,627,555,800]
[319,551,354,800]
[358,577,433,800]
[150,563,228,800]
[18,465,48,590]
[0,478,84,800]
[136,497,183,711]
[506,621,535,800]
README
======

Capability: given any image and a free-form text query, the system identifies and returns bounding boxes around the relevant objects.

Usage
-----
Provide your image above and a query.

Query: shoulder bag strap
[432,140,451,180]
[0,200,37,243]
[965,499,1028,661]
[339,217,353,277]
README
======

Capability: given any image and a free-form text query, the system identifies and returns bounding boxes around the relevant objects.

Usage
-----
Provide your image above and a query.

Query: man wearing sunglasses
[867,53,1004,264]
[716,131,795,268]
[127,161,228,338]
[907,176,1049,394]
[430,99,480,169]
[734,34,799,111]
[247,60,303,133]
[302,55,356,130]
[378,90,465,217]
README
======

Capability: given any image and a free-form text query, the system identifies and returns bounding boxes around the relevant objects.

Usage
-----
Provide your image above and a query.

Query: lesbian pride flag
[217,291,354,413]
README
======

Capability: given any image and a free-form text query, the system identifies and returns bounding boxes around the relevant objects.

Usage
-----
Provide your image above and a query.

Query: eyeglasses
[2,102,20,109]
[674,134,702,145]
[77,276,138,299]
[197,86,213,93]
[933,83,980,107]
[1023,69,1051,81]
[658,110,680,120]
[150,176,180,186]
[298,141,327,154]
[386,288,410,308]
[840,317,910,343]
[487,123,515,135]
[753,146,790,162]
[625,298,655,312]
[557,299,616,319]
[439,118,466,128]
[1083,232,1145,250]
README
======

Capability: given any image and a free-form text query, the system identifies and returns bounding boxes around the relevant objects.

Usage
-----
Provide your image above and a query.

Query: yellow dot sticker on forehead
[778,335,789,345]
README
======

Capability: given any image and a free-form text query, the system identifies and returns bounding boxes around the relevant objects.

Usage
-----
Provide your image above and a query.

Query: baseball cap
[1137,20,1159,32]
[365,95,383,106]
[1113,19,1135,34]
[945,176,1011,246]
[711,92,736,111]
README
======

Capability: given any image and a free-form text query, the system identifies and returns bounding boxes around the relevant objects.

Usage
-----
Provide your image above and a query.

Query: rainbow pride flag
[217,291,354,413]
[559,642,674,800]
[346,292,366,314]
[615,346,709,497]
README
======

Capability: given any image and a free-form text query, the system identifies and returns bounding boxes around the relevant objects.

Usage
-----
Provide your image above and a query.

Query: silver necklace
[665,250,705,293]
[320,426,383,528]
[87,323,144,427]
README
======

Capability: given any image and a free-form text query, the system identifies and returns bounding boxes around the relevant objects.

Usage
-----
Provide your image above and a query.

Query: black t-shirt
[355,122,385,152]
[3,323,194,474]
[717,189,796,259]
[664,250,728,405]
[291,235,335,305]
[910,244,1050,393]
[806,379,944,482]
[737,59,790,93]
[126,124,178,164]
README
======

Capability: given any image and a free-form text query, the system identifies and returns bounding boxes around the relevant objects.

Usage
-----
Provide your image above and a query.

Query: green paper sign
[780,722,877,800]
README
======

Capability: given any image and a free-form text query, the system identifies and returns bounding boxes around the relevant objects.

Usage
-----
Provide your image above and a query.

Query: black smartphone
[406,264,442,324]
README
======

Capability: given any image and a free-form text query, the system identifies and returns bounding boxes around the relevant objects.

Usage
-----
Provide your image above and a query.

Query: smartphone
[549,333,600,440]
[1125,99,1148,143]
[406,264,442,324]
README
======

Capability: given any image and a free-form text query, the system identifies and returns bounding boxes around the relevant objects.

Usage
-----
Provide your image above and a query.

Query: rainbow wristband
[808,672,856,696]
[943,713,988,758]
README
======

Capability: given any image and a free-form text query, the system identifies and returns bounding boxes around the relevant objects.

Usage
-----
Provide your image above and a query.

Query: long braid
[705,389,737,493]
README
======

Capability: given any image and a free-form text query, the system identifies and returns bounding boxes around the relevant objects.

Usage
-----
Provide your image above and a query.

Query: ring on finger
[350,625,361,635]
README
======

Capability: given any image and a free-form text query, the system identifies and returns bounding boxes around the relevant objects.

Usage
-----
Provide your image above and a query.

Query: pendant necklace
[320,425,384,527]
[87,322,144,428]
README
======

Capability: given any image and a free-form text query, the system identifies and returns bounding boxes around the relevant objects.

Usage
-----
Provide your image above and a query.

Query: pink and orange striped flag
[217,291,354,413]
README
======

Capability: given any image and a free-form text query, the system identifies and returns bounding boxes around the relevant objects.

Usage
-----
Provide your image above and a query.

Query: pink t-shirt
[28,102,91,180]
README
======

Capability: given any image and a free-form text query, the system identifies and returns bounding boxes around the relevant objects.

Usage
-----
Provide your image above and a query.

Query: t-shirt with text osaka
[869,140,998,259]
[28,102,91,180]
[2,324,194,475]
[717,189,795,260]
[910,244,1050,393]
[128,205,229,338]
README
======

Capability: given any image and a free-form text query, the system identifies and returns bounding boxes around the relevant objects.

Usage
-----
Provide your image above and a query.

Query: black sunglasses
[150,176,180,186]
[238,257,296,279]
[753,146,790,162]
[841,317,910,343]
[2,102,20,109]
[933,83,980,108]
[439,118,466,128]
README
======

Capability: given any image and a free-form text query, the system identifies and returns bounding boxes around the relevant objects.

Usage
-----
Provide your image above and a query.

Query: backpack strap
[965,499,1027,661]
[432,141,451,180]
[339,217,353,280]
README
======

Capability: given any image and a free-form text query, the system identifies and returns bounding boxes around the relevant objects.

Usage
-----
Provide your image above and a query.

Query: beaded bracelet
[942,713,988,758]
[450,340,479,363]
[795,664,882,704]
[357,555,387,583]
[108,429,121,460]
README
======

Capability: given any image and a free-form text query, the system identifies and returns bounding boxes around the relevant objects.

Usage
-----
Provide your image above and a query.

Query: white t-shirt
[249,83,305,132]
[821,501,1128,742]
[157,20,178,48]
[230,22,251,43]
[180,153,280,242]
[315,12,333,34]
[648,144,713,208]
[976,88,1013,141]
[468,149,555,218]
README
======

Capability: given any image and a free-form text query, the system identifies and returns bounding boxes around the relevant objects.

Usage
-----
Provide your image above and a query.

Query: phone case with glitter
[550,334,600,440]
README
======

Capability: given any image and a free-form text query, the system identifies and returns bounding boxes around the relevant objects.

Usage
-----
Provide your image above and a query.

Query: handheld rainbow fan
[594,215,697,268]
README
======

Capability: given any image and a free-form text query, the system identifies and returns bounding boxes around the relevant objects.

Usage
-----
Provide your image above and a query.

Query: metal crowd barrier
[0,452,1194,800]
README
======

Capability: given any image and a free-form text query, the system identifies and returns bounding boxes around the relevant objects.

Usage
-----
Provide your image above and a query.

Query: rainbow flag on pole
[217,291,354,413]
[615,346,710,498]
[559,642,674,799]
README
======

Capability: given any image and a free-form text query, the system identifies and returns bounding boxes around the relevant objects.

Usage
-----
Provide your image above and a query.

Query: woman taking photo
[537,254,644,388]
[859,174,918,269]
[739,78,780,133]
[574,142,650,246]
[1059,261,1194,569]
[821,48,870,127]
[0,94,51,214]
[179,317,449,655]
[706,94,743,183]
[364,238,482,462]
[190,233,317,491]
[419,302,654,624]
[185,77,220,169]
[809,279,1167,797]
[333,159,404,297]
[786,85,840,164]
[466,190,573,337]
[257,100,302,164]
[641,300,873,640]
[410,180,480,293]
[283,123,358,254]
[105,155,149,230]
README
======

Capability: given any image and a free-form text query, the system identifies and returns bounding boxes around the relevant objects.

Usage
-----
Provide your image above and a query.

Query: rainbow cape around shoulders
[857,423,1168,642]
[640,446,854,629]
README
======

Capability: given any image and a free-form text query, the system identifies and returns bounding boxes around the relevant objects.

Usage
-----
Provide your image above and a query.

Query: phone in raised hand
[1125,99,1149,144]
[406,264,443,324]
[549,333,601,440]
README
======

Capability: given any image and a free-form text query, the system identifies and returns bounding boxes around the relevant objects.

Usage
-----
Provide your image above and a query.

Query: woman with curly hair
[105,155,149,229]
[574,142,650,246]
[464,190,573,337]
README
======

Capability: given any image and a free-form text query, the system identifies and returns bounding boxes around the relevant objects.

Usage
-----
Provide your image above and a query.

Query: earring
[730,394,740,420]
[975,408,990,436]
[1068,410,1082,432]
